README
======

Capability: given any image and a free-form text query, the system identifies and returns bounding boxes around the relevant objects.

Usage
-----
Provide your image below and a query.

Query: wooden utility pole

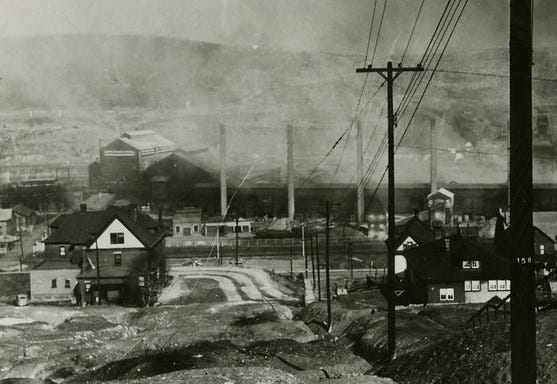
[357,61,423,359]
[509,0,536,383]
[302,223,307,278]
[18,228,24,272]
[235,215,239,266]
[315,233,321,301]
[356,120,364,224]
[289,247,293,278]
[325,201,335,333]
[95,240,101,306]
[310,236,316,288]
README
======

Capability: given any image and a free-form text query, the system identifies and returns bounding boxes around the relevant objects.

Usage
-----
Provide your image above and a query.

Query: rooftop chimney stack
[287,123,295,221]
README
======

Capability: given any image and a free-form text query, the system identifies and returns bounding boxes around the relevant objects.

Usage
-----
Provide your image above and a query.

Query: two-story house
[44,204,166,305]
[401,233,510,305]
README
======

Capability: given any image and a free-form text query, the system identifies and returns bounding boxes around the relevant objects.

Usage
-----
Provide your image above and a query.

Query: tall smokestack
[287,123,295,221]
[356,120,364,223]
[429,117,437,194]
[220,123,228,217]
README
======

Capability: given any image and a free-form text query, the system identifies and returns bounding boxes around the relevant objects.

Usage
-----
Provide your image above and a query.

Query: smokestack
[356,120,364,224]
[287,123,295,221]
[429,117,437,194]
[220,123,228,217]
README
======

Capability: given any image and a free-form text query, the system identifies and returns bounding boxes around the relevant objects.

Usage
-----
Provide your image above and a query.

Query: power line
[367,0,469,207]
[430,68,557,82]
[370,0,388,67]
[296,81,385,190]
[400,0,426,64]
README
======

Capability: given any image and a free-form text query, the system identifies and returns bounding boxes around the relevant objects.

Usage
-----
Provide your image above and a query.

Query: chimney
[220,123,228,217]
[356,119,364,224]
[80,203,87,213]
[287,123,295,221]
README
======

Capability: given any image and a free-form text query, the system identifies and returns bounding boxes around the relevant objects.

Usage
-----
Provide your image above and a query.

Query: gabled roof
[45,208,165,248]
[402,234,510,283]
[12,204,35,217]
[119,130,177,153]
[77,266,131,279]
[387,215,435,248]
[0,208,13,222]
[33,259,79,271]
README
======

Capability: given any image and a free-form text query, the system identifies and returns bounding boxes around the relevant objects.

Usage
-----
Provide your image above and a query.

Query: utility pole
[95,240,101,306]
[349,241,353,279]
[357,61,423,359]
[235,215,239,266]
[509,0,535,383]
[302,223,307,278]
[216,228,221,266]
[310,235,316,288]
[356,119,364,224]
[315,233,321,301]
[325,201,332,333]
[289,247,293,278]
[18,227,24,272]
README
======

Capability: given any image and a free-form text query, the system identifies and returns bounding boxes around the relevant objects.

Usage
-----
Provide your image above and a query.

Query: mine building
[89,130,178,188]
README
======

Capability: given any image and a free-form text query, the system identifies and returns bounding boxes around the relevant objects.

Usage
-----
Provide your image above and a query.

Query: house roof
[45,208,165,248]
[33,259,79,270]
[174,207,202,223]
[387,215,435,248]
[12,204,35,218]
[533,212,557,240]
[119,130,177,153]
[0,208,13,222]
[402,234,510,283]
[426,187,454,201]
[77,266,132,279]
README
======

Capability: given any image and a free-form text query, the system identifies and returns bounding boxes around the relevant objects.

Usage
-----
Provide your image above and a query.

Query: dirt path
[160,267,298,307]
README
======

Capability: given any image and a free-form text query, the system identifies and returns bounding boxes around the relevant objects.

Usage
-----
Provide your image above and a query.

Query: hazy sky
[0,0,554,56]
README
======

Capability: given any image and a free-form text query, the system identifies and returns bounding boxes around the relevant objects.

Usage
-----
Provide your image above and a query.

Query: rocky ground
[1,269,556,383]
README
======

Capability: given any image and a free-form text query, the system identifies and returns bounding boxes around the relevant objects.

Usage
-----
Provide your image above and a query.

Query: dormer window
[462,260,480,269]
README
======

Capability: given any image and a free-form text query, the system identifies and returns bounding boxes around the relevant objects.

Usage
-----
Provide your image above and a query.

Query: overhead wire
[400,0,426,64]
[366,0,470,207]
[332,0,380,181]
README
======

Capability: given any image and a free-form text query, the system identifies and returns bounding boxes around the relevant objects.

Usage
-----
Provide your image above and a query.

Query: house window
[114,252,122,266]
[59,246,66,256]
[193,225,199,233]
[462,260,480,269]
[64,279,71,288]
[175,226,181,234]
[51,279,57,289]
[464,280,481,292]
[445,238,451,251]
[540,245,545,255]
[242,225,250,233]
[506,280,511,290]
[110,232,125,244]
[464,281,471,292]
[488,280,498,291]
[498,280,507,291]
[439,288,455,301]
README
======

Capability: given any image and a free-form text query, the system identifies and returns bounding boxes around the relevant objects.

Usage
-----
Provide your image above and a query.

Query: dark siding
[427,282,465,304]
